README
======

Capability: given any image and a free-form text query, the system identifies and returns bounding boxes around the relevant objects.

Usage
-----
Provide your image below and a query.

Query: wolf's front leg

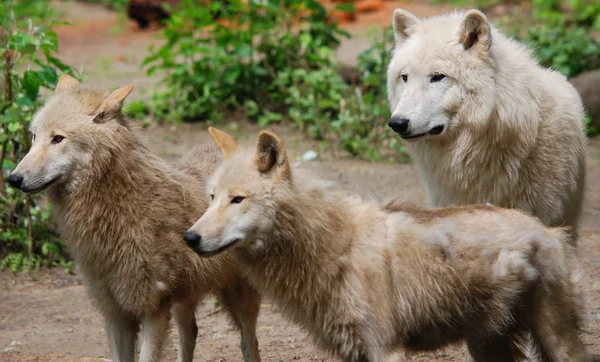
[105,314,138,362]
[173,299,201,362]
[139,305,171,362]
[218,280,262,362]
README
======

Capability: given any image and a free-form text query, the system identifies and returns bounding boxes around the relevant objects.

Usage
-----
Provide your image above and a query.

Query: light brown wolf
[386,9,586,245]
[184,127,585,362]
[8,76,262,362]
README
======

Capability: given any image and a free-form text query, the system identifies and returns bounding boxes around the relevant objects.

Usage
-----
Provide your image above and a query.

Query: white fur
[387,9,586,244]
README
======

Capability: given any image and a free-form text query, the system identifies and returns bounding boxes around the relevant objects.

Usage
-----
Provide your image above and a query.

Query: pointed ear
[55,74,80,94]
[392,9,420,46]
[254,131,289,178]
[208,127,238,159]
[93,84,134,123]
[458,10,492,54]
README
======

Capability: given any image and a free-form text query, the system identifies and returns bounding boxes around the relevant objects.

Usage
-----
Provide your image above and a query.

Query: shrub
[144,0,348,123]
[1,0,77,273]
[144,0,409,161]
[526,25,600,78]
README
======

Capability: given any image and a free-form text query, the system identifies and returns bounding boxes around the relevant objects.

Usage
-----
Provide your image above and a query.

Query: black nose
[388,117,410,134]
[7,173,23,189]
[183,231,202,249]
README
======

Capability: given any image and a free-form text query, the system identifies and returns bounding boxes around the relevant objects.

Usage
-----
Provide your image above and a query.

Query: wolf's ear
[255,131,290,178]
[458,10,492,54]
[55,74,80,94]
[92,84,134,123]
[392,9,420,46]
[208,127,238,159]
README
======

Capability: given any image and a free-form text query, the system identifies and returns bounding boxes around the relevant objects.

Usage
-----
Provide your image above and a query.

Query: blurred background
[1,1,599,361]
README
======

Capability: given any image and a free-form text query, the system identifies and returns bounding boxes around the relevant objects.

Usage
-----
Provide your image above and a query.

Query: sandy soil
[1,1,600,361]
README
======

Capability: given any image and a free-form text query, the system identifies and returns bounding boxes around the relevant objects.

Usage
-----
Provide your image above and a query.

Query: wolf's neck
[238,182,358,310]
[48,128,172,251]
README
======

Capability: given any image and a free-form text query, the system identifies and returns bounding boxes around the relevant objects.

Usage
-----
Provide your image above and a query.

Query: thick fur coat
[185,128,585,362]
[9,77,261,362]
[386,9,587,244]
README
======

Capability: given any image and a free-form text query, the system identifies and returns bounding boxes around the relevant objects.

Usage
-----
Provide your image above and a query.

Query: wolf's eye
[210,194,214,201]
[430,73,446,83]
[231,196,245,204]
[51,135,65,144]
[401,74,408,82]
[32,134,36,141]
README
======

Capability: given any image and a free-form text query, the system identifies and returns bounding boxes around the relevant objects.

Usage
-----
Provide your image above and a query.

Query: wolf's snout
[388,117,410,135]
[7,173,24,189]
[183,231,202,249]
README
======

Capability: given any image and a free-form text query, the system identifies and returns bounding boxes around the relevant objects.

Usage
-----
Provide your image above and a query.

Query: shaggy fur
[9,77,262,362]
[386,9,586,245]
[185,128,585,362]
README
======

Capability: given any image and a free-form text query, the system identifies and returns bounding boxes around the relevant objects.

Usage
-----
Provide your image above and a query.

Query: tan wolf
[386,9,586,245]
[184,127,585,362]
[7,76,262,362]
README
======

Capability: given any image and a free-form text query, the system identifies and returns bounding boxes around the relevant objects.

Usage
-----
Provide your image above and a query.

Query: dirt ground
[1,1,600,361]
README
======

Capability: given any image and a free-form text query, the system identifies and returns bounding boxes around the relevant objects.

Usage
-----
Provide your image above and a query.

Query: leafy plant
[278,26,407,162]
[143,0,409,161]
[526,25,600,78]
[1,0,76,273]
[144,0,349,123]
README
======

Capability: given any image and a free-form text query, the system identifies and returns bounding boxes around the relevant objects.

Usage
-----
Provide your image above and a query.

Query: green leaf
[22,70,41,100]
[1,110,20,124]
[45,55,71,72]
[2,159,17,171]
[37,66,58,86]
[15,96,35,109]
[335,2,355,14]
[8,122,22,133]
[41,242,60,256]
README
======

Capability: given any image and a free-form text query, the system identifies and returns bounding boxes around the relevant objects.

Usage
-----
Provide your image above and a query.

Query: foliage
[0,0,75,273]
[526,25,600,78]
[144,0,409,161]
[144,0,348,123]
[526,0,600,78]
[277,27,407,162]
[429,0,499,10]
[80,0,128,11]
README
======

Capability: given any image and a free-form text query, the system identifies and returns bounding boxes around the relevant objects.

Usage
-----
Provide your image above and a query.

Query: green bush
[143,0,409,161]
[1,0,76,273]
[526,25,600,78]
[144,0,348,123]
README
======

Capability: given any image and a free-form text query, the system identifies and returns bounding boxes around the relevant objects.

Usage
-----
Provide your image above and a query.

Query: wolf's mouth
[196,238,241,258]
[21,175,62,194]
[399,125,445,140]
[400,133,427,140]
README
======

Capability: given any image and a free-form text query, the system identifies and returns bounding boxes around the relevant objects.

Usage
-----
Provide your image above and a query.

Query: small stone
[301,150,318,161]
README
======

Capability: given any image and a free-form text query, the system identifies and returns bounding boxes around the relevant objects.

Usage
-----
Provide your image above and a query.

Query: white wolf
[386,9,586,244]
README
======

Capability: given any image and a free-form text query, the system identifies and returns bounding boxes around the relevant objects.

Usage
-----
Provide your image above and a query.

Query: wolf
[7,76,262,362]
[183,127,585,362]
[386,9,587,245]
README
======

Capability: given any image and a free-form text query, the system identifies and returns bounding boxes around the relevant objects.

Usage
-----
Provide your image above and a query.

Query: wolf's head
[387,9,496,141]
[8,75,133,194]
[184,127,291,257]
